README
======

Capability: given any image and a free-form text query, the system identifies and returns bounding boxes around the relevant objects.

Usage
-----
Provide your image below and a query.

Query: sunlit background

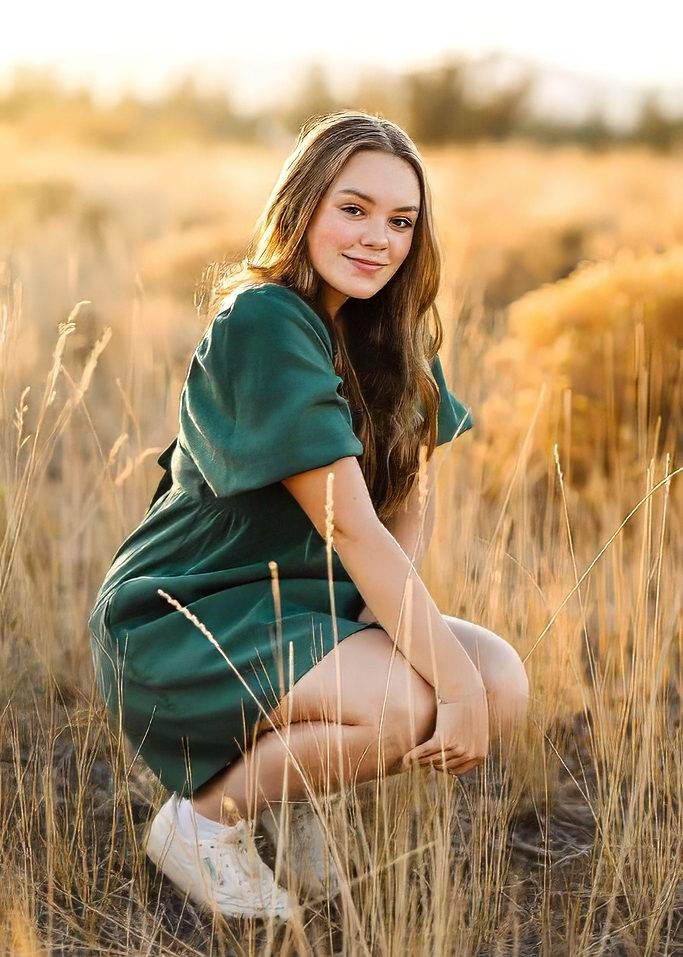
[2,0,683,136]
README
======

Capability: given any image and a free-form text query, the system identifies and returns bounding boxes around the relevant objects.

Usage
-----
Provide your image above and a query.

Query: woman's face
[305,149,421,320]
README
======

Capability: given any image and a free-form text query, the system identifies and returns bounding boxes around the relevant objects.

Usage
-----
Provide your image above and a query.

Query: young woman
[88,110,530,921]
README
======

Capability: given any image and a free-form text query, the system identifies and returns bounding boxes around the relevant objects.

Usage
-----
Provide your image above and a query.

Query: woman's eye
[341,206,413,229]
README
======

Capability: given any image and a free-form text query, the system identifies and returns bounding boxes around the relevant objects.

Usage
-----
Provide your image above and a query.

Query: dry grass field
[0,124,681,954]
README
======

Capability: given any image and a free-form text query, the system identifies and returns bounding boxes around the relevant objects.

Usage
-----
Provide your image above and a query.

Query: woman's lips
[343,255,386,274]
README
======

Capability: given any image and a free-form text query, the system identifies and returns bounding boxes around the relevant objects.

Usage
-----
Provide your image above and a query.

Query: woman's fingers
[403,738,467,766]
[442,758,482,775]
[402,737,440,765]
[421,751,483,773]
[418,749,467,765]
[403,746,482,776]
[417,746,468,767]
[416,736,462,758]
[402,718,486,770]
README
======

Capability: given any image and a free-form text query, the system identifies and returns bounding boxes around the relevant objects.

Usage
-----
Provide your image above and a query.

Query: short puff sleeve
[429,354,474,447]
[177,284,364,498]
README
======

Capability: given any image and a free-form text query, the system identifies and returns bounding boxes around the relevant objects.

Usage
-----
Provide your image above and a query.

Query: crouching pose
[88,109,529,922]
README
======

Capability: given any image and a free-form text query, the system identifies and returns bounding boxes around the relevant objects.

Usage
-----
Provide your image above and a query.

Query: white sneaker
[260,800,341,899]
[144,795,300,920]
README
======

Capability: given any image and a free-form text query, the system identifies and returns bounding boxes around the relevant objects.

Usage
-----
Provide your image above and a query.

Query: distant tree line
[0,57,680,152]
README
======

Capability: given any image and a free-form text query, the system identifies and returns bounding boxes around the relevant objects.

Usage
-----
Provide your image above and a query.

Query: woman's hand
[401,686,490,776]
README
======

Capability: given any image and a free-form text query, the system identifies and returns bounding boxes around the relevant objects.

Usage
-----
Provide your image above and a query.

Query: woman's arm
[281,456,483,702]
[358,456,436,624]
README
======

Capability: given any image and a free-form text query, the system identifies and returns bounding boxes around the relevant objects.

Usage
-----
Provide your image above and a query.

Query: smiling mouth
[344,255,388,266]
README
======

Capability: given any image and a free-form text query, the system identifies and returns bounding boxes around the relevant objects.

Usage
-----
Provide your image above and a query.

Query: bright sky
[1,0,682,117]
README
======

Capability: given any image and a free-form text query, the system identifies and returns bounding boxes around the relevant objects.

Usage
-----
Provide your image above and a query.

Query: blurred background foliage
[1,54,681,152]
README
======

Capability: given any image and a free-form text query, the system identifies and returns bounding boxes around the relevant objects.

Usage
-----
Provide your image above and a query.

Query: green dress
[88,282,474,797]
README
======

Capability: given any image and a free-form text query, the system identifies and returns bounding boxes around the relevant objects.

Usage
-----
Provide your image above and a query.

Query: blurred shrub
[480,245,683,501]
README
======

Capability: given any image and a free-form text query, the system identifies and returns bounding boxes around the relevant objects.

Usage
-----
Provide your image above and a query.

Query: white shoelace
[202,820,276,894]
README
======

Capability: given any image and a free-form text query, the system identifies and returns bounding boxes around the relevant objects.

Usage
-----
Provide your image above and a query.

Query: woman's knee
[488,666,529,741]
[441,615,529,738]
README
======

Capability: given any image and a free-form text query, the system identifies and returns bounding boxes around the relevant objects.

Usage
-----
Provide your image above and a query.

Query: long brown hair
[198,110,446,525]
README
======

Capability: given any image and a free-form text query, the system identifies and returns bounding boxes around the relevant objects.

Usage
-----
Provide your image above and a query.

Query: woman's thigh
[264,626,436,740]
[262,615,528,739]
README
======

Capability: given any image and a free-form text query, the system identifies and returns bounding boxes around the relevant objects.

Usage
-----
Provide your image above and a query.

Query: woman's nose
[360,220,389,247]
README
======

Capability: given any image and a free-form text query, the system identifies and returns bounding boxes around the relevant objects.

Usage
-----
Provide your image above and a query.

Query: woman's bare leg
[192,627,437,822]
[440,614,530,747]
[191,616,530,823]
[196,719,403,820]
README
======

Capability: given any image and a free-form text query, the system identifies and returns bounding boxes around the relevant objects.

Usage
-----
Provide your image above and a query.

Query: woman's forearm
[358,468,436,622]
[335,521,483,701]
[386,479,435,571]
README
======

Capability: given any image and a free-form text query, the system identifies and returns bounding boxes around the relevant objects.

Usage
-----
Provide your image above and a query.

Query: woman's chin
[338,278,385,299]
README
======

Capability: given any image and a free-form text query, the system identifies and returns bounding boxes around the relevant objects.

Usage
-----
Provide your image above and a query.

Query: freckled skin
[305,149,421,321]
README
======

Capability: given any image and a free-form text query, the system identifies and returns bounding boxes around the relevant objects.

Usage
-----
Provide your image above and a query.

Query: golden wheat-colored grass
[0,136,681,954]
[478,244,683,504]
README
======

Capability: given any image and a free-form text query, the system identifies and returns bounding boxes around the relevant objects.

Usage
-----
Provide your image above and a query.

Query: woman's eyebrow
[334,188,419,213]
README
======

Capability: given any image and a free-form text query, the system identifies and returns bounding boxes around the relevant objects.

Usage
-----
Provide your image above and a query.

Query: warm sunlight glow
[2,0,682,118]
